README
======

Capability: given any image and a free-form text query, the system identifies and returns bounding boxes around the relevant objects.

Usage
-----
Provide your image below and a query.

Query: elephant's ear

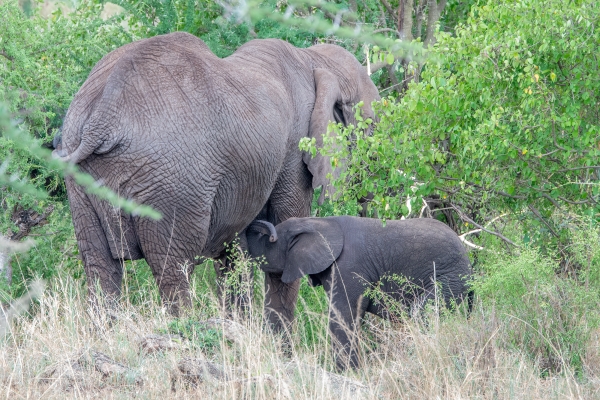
[281,218,344,284]
[305,68,343,205]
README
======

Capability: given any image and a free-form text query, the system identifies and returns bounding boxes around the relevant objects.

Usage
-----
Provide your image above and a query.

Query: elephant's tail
[52,134,97,164]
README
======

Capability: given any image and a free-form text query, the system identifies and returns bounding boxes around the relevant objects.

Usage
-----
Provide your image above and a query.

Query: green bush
[473,231,600,374]
[317,0,600,231]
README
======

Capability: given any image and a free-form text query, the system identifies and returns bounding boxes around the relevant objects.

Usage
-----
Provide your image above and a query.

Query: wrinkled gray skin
[246,216,472,370]
[54,32,380,329]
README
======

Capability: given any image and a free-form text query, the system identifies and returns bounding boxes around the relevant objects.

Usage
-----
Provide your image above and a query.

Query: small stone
[37,348,142,391]
[285,361,369,397]
[89,350,142,385]
[176,357,232,386]
[138,334,183,354]
[202,318,249,344]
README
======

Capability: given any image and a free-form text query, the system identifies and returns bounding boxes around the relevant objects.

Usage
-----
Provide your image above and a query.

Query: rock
[202,318,249,344]
[39,359,89,392]
[38,348,141,391]
[174,357,290,397]
[138,334,183,354]
[284,361,369,397]
[176,357,233,386]
[88,350,141,385]
[224,374,291,399]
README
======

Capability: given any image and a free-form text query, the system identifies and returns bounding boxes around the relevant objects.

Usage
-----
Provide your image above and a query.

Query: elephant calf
[246,216,473,370]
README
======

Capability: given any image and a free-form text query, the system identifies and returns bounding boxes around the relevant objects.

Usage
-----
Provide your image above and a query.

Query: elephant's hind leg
[136,216,203,316]
[66,176,124,311]
[142,250,196,316]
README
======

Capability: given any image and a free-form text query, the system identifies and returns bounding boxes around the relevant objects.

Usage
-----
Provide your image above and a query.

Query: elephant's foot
[84,291,122,336]
[159,288,193,317]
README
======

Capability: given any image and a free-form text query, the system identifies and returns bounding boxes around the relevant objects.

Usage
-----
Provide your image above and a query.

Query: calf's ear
[281,219,344,283]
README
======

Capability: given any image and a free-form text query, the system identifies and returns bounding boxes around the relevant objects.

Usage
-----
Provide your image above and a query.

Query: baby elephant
[246,216,472,370]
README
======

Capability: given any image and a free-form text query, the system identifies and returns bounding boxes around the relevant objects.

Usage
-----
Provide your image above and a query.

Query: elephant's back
[337,216,471,286]
[385,218,470,273]
[78,32,290,172]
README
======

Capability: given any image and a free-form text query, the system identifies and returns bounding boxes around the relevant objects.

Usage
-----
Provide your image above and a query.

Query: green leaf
[386,53,394,65]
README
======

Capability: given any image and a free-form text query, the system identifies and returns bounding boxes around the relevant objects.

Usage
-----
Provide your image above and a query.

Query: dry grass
[1,274,599,399]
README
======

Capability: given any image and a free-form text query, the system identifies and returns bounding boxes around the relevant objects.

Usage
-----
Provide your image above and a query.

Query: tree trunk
[425,0,447,47]
[399,0,414,41]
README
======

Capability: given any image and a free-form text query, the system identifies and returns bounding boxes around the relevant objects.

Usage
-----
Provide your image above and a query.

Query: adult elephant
[54,32,380,329]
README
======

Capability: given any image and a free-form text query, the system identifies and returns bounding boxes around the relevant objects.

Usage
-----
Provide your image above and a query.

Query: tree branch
[379,0,397,21]
[0,50,14,62]
[372,28,400,36]
[527,205,559,238]
[451,204,519,247]
[369,60,389,74]
[424,0,447,47]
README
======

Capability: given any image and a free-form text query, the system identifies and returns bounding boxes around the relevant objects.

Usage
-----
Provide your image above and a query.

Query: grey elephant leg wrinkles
[262,156,313,333]
[66,176,124,310]
[319,266,370,370]
[134,206,213,315]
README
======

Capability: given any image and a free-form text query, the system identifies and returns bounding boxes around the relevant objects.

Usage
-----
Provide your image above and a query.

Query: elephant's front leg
[66,177,124,313]
[328,293,369,371]
[264,272,300,335]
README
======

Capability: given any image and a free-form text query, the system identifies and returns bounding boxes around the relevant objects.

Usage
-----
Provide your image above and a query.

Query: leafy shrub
[316,0,600,233]
[0,0,135,196]
[474,237,600,374]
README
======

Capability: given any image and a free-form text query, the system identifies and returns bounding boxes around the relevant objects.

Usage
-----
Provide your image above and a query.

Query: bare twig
[369,60,389,74]
[451,205,519,247]
[527,205,559,238]
[540,193,561,208]
[557,166,600,172]
[379,0,396,20]
[372,28,400,36]
[459,236,484,250]
[0,50,14,62]
[458,213,509,250]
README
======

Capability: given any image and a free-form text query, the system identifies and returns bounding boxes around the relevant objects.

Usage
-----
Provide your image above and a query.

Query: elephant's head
[246,218,344,284]
[305,44,381,204]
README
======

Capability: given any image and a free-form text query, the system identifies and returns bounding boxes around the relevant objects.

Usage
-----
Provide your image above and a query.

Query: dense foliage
[316,0,599,245]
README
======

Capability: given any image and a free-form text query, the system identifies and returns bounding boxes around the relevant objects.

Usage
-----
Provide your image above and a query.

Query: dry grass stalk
[0,273,597,399]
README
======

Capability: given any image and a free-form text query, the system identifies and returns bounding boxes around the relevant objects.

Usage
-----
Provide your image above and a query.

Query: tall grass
[2,223,600,398]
